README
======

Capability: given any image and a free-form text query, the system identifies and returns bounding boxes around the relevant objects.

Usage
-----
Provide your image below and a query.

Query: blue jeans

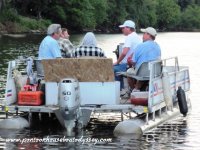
[113,63,127,90]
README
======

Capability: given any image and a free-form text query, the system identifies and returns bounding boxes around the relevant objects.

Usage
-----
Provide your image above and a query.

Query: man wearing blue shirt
[38,24,62,59]
[127,27,161,91]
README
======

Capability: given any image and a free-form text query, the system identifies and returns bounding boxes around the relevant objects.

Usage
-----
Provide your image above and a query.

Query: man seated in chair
[127,27,161,92]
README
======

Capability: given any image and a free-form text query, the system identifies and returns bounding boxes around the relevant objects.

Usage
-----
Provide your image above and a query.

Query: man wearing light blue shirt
[127,27,161,90]
[38,24,62,59]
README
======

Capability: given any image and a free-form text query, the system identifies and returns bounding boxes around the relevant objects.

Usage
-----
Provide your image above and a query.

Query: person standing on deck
[38,24,62,60]
[58,28,74,58]
[113,20,142,91]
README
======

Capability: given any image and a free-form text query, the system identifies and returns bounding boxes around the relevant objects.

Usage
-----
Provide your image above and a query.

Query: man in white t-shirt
[113,20,142,90]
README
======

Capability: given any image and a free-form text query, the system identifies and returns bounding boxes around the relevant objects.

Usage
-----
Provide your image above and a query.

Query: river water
[0,32,200,149]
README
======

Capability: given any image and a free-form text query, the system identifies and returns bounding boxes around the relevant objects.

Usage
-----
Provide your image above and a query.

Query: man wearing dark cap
[38,24,62,59]
[113,20,142,91]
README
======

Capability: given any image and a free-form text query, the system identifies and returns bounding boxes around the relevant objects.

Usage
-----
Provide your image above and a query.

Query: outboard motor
[177,86,188,117]
[59,78,82,133]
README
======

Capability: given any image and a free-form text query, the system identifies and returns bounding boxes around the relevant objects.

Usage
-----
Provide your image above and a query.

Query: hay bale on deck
[42,58,114,82]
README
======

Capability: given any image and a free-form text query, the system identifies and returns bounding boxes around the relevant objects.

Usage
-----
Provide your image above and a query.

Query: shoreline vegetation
[0,0,200,34]
[1,28,200,36]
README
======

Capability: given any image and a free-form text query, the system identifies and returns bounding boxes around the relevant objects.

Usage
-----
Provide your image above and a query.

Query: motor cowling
[177,86,188,117]
[59,78,80,112]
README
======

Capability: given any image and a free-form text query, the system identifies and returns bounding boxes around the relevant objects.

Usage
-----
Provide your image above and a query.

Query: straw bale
[42,58,114,82]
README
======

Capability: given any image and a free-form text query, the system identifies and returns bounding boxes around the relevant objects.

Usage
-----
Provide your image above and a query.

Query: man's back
[39,35,61,59]
[74,46,105,57]
[133,40,161,69]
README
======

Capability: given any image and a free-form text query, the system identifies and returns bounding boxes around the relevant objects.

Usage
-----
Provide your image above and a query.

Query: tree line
[0,0,200,33]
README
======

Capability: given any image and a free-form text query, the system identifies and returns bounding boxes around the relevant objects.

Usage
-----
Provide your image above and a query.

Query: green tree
[0,0,5,12]
[125,0,158,28]
[65,0,96,30]
[1,0,200,32]
[177,0,195,11]
[194,0,200,6]
[10,0,51,19]
[90,0,108,30]
[105,0,128,31]
[64,0,108,31]
[179,4,200,29]
[28,1,51,19]
[46,5,66,23]
[156,0,181,30]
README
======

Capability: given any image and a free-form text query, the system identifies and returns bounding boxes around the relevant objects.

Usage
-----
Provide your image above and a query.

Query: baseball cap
[140,27,157,37]
[119,20,135,29]
[47,24,61,35]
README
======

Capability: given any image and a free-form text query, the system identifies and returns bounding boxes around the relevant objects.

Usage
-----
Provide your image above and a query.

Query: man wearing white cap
[38,24,62,59]
[114,20,142,90]
[127,27,161,91]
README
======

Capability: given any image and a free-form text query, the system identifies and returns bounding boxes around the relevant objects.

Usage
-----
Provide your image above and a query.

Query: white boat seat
[117,61,162,81]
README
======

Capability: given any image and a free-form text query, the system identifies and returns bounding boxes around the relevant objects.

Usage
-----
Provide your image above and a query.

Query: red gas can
[18,91,44,106]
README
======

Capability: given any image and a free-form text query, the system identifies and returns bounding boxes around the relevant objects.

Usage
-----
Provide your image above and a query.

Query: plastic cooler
[130,91,148,106]
[18,91,44,105]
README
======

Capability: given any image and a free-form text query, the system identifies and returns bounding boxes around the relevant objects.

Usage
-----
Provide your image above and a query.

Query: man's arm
[114,47,129,65]
[127,57,136,67]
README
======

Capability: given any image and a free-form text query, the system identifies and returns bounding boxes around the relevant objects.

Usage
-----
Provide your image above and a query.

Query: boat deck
[4,98,147,115]
[5,105,59,113]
